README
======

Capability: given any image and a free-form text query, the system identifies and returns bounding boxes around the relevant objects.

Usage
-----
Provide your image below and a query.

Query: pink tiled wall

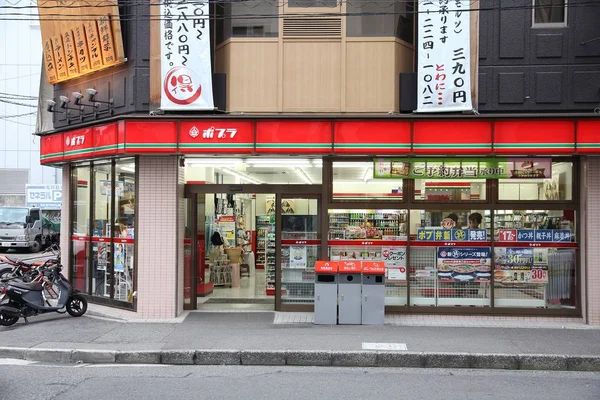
[137,156,185,319]
[61,165,71,280]
[586,157,600,325]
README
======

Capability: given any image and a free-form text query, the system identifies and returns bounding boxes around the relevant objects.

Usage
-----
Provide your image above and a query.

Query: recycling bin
[313,261,339,325]
[361,261,386,325]
[338,261,362,325]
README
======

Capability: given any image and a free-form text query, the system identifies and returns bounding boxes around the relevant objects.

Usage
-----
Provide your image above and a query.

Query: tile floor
[273,312,595,329]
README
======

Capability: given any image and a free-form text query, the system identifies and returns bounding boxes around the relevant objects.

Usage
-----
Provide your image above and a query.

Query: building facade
[35,0,600,323]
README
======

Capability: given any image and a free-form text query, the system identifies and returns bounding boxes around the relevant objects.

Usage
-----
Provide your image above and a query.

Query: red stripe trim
[91,237,111,243]
[411,241,492,247]
[328,240,408,246]
[494,242,577,248]
[281,240,321,245]
[71,235,90,241]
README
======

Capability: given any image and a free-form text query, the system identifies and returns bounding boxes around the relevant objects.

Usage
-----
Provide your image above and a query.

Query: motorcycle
[0,247,87,326]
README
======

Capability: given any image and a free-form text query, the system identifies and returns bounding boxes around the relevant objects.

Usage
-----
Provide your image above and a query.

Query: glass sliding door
[280,196,321,306]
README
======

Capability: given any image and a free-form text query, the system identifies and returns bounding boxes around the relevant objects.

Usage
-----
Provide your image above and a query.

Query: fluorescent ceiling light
[334,162,373,168]
[246,158,312,167]
[363,167,372,182]
[187,158,242,166]
[119,166,135,173]
[220,167,261,184]
[295,167,312,184]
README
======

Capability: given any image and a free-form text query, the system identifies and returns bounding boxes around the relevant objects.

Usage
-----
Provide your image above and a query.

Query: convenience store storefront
[39,117,600,322]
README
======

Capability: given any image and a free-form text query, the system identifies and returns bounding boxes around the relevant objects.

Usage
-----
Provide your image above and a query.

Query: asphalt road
[0,362,598,400]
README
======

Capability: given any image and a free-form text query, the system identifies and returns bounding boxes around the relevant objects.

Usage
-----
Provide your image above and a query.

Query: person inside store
[209,231,229,263]
[468,212,483,229]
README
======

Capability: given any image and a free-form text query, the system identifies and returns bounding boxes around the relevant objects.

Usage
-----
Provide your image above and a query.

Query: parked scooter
[0,246,87,326]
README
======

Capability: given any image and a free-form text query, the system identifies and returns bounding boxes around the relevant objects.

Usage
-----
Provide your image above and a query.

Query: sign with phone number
[25,184,62,209]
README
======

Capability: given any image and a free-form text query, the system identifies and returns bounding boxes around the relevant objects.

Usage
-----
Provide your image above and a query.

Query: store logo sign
[65,134,85,147]
[189,126,238,140]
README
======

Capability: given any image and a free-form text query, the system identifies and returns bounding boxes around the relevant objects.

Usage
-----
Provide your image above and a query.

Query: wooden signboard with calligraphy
[42,38,58,83]
[37,0,125,84]
[51,35,68,80]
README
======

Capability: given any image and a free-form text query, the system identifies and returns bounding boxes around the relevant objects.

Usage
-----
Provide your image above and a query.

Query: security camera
[46,100,56,112]
[72,92,84,105]
[59,95,70,108]
[86,88,97,101]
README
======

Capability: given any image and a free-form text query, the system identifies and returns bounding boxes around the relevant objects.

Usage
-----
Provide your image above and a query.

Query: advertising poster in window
[436,247,491,283]
[417,0,472,112]
[494,248,549,284]
[114,243,125,272]
[289,246,307,269]
[160,0,214,110]
[383,246,407,281]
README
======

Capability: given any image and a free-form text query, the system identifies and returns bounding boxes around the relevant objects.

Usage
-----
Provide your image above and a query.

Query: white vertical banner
[417,0,472,112]
[160,0,214,110]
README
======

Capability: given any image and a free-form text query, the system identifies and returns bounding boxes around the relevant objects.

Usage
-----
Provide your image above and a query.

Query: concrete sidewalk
[1,308,599,372]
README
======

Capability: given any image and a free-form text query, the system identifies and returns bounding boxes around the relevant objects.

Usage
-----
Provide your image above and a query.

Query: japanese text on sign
[417,0,472,112]
[160,0,214,110]
[417,229,487,242]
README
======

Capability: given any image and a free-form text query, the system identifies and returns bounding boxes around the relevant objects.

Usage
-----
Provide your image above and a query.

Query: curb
[1,347,599,372]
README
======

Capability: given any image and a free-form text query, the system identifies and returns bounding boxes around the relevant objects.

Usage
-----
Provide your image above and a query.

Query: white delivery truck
[0,207,60,253]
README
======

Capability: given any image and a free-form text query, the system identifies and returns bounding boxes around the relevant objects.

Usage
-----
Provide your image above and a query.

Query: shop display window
[333,161,403,201]
[71,165,91,293]
[186,158,322,185]
[409,209,492,308]
[498,160,573,201]
[414,179,487,201]
[91,163,112,298]
[328,209,408,306]
[493,209,577,309]
[70,159,136,306]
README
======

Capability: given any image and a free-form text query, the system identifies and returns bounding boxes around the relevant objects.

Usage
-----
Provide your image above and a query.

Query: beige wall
[219,37,414,113]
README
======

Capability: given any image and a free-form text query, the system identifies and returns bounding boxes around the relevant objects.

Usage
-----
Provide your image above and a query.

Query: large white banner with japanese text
[417,0,472,112]
[160,0,214,110]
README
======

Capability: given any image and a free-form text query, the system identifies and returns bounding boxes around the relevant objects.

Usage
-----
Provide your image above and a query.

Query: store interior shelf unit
[256,215,275,295]
[329,211,407,240]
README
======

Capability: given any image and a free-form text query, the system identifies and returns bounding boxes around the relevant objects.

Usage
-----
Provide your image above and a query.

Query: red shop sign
[256,121,332,154]
[63,127,94,160]
[40,133,64,164]
[413,120,492,154]
[576,120,600,154]
[125,121,177,153]
[179,120,254,154]
[494,120,575,154]
[333,121,411,154]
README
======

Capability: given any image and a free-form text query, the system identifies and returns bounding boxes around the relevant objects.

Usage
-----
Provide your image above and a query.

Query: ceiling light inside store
[246,158,321,167]
[186,158,243,166]
[363,167,372,182]
[119,166,135,173]
[220,167,262,184]
[295,167,312,184]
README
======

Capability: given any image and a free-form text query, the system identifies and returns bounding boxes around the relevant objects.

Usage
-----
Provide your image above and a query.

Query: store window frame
[494,157,577,207]
[324,157,581,317]
[328,156,407,207]
[69,157,138,311]
[284,0,341,14]
[532,0,568,28]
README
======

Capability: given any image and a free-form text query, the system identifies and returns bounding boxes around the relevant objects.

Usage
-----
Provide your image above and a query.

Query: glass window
[533,0,566,25]
[409,209,492,308]
[113,160,136,303]
[289,0,337,7]
[91,163,112,298]
[346,0,414,42]
[333,161,403,201]
[498,161,573,201]
[328,209,408,306]
[216,0,279,44]
[493,209,576,309]
[186,158,322,185]
[71,165,91,293]
[281,198,321,305]
[415,179,487,201]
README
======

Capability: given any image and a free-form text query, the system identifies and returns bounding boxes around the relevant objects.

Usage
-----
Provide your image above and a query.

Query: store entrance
[184,185,323,311]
